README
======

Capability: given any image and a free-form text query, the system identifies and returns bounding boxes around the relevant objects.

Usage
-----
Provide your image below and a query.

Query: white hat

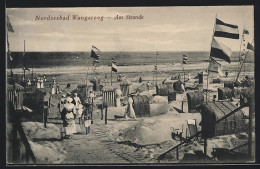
[66,97,73,103]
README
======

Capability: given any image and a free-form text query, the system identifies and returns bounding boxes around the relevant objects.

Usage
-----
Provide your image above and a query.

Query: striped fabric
[214,18,239,39]
[210,38,232,63]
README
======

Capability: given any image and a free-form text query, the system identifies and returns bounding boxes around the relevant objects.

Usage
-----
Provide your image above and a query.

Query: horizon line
[8,50,242,53]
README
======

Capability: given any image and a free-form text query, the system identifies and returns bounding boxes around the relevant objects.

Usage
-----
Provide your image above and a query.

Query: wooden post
[248,85,255,160]
[12,119,18,163]
[105,106,107,124]
[91,98,94,124]
[44,109,47,128]
[176,147,179,160]
[101,104,103,120]
[204,138,207,156]
[181,101,184,113]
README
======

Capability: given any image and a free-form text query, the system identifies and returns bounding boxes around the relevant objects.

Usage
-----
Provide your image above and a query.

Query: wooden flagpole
[206,14,217,102]
[156,51,158,85]
[23,40,26,83]
[111,58,112,85]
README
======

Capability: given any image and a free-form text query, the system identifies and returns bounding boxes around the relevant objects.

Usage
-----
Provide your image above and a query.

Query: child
[84,114,91,134]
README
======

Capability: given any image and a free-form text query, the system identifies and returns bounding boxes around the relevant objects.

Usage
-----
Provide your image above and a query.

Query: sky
[6,6,254,52]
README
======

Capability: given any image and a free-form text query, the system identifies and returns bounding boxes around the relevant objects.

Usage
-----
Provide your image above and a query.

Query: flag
[8,52,13,61]
[243,29,249,34]
[7,16,14,32]
[112,63,118,72]
[214,18,239,39]
[90,49,100,60]
[183,55,187,64]
[247,42,254,51]
[210,38,232,63]
[154,65,157,70]
[92,45,100,51]
[112,58,116,63]
[208,57,223,76]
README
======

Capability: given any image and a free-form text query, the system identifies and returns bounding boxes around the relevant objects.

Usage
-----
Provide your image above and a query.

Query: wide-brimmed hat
[67,92,71,96]
[62,94,66,98]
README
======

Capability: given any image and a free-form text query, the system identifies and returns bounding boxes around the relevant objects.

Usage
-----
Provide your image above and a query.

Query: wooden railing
[9,103,37,164]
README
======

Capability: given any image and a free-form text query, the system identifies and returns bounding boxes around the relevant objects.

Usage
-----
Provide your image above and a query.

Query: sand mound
[29,141,66,164]
[22,122,61,140]
[118,119,176,145]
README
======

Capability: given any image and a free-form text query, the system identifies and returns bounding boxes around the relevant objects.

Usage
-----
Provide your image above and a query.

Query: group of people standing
[59,92,92,138]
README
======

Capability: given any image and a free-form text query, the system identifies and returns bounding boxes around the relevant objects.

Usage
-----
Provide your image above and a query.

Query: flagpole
[156,51,158,86]
[23,40,26,84]
[236,26,245,80]
[235,39,254,82]
[182,57,185,83]
[111,58,112,86]
[206,14,217,102]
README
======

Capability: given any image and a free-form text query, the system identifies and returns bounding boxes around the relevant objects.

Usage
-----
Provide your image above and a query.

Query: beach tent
[120,79,133,96]
[7,83,25,111]
[90,78,101,91]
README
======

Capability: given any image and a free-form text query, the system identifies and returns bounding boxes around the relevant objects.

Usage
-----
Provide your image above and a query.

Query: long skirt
[51,87,55,95]
[64,119,77,135]
[126,103,136,119]
[116,98,121,107]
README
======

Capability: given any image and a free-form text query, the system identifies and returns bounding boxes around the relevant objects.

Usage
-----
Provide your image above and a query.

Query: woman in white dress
[115,89,122,107]
[36,79,41,88]
[62,97,77,138]
[40,79,44,88]
[73,93,83,119]
[125,95,136,120]
[51,84,56,95]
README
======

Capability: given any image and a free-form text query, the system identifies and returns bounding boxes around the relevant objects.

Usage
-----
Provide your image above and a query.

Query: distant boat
[75,56,79,59]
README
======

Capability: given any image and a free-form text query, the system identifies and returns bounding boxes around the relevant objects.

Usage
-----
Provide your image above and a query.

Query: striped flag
[154,65,157,70]
[112,63,118,72]
[183,55,187,64]
[112,58,116,63]
[214,18,239,39]
[92,45,100,51]
[247,42,254,51]
[243,29,249,34]
[210,38,232,63]
[7,16,14,32]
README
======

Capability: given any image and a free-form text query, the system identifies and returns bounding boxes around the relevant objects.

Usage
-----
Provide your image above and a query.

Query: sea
[8,51,254,68]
